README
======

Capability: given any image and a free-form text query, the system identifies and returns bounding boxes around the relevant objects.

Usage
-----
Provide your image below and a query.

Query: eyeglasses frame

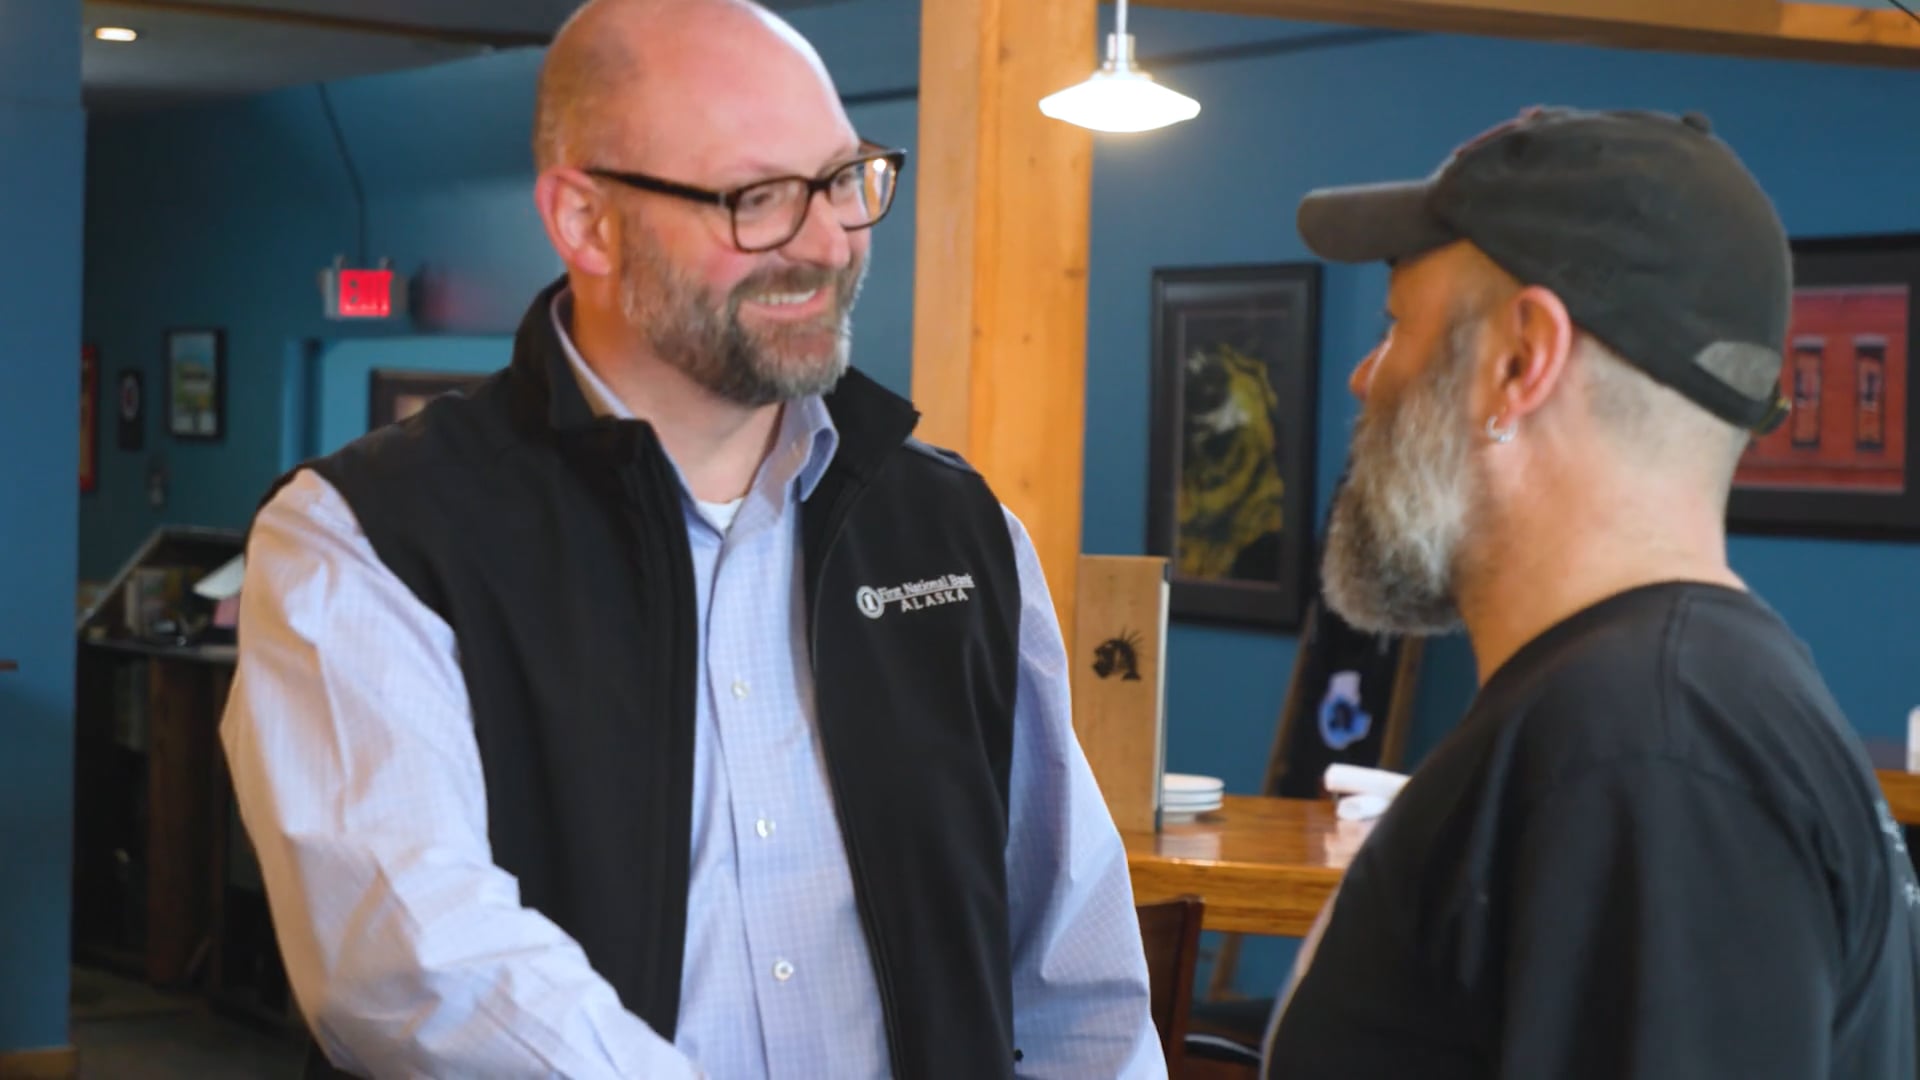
[582,141,909,253]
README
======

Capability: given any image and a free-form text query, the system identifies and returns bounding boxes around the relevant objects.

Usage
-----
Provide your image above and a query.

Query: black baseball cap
[1297,106,1791,434]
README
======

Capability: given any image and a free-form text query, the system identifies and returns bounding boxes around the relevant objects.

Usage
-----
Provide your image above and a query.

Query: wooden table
[1126,751,1920,942]
[1125,795,1357,938]
[1867,740,1920,827]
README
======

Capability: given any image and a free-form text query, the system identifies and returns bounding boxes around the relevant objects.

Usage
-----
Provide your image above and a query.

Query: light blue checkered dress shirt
[220,300,1165,1079]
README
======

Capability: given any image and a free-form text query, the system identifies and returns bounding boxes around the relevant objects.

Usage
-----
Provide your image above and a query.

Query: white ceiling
[80,0,845,113]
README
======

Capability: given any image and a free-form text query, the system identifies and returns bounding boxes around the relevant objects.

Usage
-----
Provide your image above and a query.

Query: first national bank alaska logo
[856,572,977,619]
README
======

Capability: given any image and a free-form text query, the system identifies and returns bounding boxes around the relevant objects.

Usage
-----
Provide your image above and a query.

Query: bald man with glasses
[220,1,1162,1077]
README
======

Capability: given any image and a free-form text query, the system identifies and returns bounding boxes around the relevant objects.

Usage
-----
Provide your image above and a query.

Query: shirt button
[772,959,795,982]
[731,680,749,699]
[756,818,775,839]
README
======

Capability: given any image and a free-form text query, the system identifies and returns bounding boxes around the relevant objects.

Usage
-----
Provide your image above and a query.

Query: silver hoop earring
[1485,414,1517,444]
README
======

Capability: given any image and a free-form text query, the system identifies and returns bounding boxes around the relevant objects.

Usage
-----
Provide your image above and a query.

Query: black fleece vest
[271,278,1025,1077]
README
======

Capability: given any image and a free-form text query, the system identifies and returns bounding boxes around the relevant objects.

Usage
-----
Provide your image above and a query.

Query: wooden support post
[912,0,1097,638]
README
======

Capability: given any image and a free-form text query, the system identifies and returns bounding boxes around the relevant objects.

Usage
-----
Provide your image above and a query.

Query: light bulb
[1040,69,1200,133]
[1039,33,1200,134]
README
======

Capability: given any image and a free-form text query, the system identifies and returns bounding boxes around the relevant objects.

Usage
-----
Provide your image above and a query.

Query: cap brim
[1297,180,1456,264]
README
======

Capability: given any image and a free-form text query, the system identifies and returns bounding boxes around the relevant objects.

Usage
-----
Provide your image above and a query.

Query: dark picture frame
[1205,589,1424,998]
[81,344,99,494]
[368,369,487,430]
[1147,263,1320,631]
[165,327,225,441]
[1262,595,1424,800]
[1728,233,1920,540]
[117,369,145,452]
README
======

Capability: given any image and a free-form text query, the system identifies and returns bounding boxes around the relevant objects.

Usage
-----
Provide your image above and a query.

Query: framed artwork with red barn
[1729,233,1920,540]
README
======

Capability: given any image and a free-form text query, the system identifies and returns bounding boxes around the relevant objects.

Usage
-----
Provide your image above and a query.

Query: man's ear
[534,168,618,278]
[1491,284,1577,424]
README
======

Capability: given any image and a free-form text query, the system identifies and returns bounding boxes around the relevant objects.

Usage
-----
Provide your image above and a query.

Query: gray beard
[1321,319,1481,636]
[621,239,867,408]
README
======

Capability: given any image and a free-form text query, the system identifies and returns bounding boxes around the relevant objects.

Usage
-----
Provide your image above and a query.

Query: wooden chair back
[1137,894,1206,1073]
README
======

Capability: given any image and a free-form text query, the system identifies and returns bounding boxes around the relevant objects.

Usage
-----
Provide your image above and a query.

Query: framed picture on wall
[81,344,99,493]
[165,327,225,441]
[1728,233,1920,540]
[117,369,145,452]
[80,342,98,490]
[1204,582,1425,998]
[1146,262,1321,631]
[368,369,487,429]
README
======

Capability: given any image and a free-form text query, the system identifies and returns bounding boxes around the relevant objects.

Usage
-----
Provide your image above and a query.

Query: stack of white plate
[1161,773,1224,822]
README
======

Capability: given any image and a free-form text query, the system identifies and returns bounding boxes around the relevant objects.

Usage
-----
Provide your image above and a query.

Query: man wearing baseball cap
[1262,107,1920,1078]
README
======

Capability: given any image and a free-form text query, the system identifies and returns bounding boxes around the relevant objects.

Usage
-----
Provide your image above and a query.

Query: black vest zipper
[807,477,909,1079]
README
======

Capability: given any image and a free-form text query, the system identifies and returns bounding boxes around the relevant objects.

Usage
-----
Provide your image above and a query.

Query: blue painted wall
[1086,17,1920,798]
[79,0,1920,1001]
[1078,8,1920,988]
[0,0,84,1054]
[309,338,509,456]
[79,5,920,580]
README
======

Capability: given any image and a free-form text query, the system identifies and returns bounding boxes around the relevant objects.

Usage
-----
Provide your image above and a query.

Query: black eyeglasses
[584,142,908,254]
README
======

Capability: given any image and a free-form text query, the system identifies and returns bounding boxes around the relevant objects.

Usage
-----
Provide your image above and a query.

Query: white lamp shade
[1039,68,1200,134]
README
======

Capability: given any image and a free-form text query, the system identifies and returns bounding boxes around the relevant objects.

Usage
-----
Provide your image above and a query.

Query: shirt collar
[550,289,633,422]
[548,288,840,502]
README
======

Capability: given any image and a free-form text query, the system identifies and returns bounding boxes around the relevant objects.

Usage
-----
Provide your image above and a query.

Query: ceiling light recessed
[94,27,139,43]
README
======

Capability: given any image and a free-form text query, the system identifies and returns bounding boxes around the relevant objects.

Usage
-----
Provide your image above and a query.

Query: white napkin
[1324,763,1409,799]
[1335,794,1391,822]
[1325,764,1410,822]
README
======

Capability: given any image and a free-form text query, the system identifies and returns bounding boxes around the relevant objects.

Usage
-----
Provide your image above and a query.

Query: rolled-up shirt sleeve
[220,468,700,1079]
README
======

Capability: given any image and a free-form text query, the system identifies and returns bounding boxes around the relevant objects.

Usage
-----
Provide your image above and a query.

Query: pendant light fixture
[1039,0,1200,134]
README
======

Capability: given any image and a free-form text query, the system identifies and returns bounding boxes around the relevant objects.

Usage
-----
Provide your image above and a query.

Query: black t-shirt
[1265,582,1920,1079]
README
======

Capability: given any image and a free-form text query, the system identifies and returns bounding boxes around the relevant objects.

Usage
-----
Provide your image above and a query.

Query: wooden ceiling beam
[1136,0,1920,68]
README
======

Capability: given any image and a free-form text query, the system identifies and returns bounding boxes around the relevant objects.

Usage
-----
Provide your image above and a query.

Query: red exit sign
[321,264,406,321]
[336,268,393,318]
